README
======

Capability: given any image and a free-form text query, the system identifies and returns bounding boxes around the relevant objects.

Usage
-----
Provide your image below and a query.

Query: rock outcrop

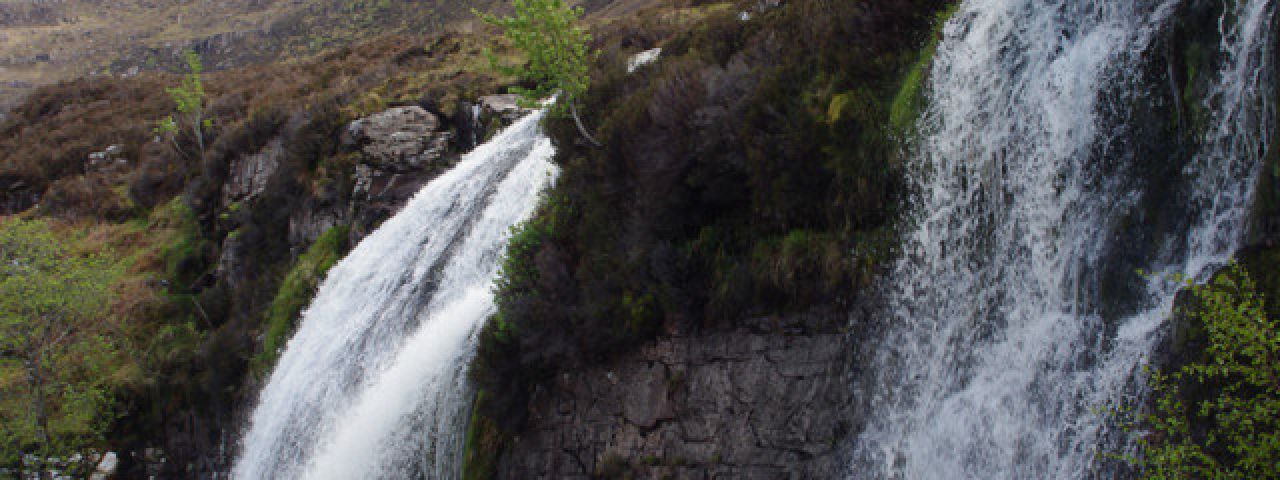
[497,310,862,479]
[222,137,283,204]
[344,106,453,173]
[283,102,528,247]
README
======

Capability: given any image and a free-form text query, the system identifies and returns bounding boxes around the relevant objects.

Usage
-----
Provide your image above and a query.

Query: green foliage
[477,0,596,137]
[169,51,207,118]
[156,50,211,155]
[494,217,553,302]
[1130,265,1280,479]
[253,225,351,374]
[461,390,507,480]
[157,198,203,280]
[0,219,125,473]
[889,2,958,135]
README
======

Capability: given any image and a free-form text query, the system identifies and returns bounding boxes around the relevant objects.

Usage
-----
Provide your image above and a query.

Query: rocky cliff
[498,308,866,479]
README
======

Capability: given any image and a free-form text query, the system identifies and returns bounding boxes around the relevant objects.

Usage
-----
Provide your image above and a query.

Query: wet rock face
[340,106,455,242]
[286,103,529,248]
[498,312,861,479]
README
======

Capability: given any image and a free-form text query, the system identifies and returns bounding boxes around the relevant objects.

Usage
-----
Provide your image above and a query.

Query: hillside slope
[0,0,534,112]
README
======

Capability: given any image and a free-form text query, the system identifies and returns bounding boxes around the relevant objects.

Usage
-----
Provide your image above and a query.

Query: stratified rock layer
[499,311,862,479]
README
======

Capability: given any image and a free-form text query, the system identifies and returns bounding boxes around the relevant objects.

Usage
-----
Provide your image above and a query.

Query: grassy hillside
[0,22,527,474]
[0,0,518,111]
[0,0,700,112]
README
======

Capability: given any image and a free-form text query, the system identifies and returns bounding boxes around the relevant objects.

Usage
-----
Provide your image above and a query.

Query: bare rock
[213,232,246,290]
[223,137,283,204]
[479,94,526,119]
[86,144,128,173]
[622,363,675,429]
[498,309,860,479]
[344,106,452,173]
[478,94,531,130]
[89,452,118,480]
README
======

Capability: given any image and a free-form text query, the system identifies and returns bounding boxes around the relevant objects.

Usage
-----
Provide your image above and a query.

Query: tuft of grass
[154,198,205,289]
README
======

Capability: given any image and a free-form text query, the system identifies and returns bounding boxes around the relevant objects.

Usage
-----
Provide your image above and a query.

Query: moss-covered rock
[252,225,351,375]
[461,391,508,480]
[888,2,959,136]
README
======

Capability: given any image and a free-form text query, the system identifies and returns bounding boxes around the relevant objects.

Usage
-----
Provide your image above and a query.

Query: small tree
[156,50,212,156]
[1127,265,1280,479]
[0,220,123,477]
[477,0,601,146]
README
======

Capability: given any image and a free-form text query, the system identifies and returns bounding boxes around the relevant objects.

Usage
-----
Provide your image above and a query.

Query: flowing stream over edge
[232,110,557,479]
[850,0,1276,478]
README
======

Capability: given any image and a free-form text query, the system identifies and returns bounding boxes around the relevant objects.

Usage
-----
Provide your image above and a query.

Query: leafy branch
[1124,265,1280,479]
[155,50,212,157]
[476,0,600,146]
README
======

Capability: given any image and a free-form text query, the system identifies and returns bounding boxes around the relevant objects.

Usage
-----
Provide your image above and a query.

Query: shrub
[0,219,127,474]
[1130,265,1280,479]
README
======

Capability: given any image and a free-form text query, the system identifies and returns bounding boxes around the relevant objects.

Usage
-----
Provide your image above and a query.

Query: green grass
[252,225,350,374]
[154,198,205,286]
[888,2,959,135]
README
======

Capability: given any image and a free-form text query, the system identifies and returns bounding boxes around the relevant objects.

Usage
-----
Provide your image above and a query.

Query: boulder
[344,106,453,173]
[471,94,533,143]
[479,94,528,122]
[480,93,523,113]
[627,48,662,73]
[89,452,118,480]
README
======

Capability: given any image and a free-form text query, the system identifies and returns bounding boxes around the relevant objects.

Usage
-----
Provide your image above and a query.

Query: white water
[852,0,1275,478]
[232,110,557,479]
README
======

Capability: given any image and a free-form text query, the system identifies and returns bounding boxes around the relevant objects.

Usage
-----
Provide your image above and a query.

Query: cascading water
[232,110,557,479]
[851,0,1275,478]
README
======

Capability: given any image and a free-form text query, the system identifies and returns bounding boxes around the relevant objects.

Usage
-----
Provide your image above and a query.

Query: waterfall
[851,0,1275,478]
[232,110,557,479]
